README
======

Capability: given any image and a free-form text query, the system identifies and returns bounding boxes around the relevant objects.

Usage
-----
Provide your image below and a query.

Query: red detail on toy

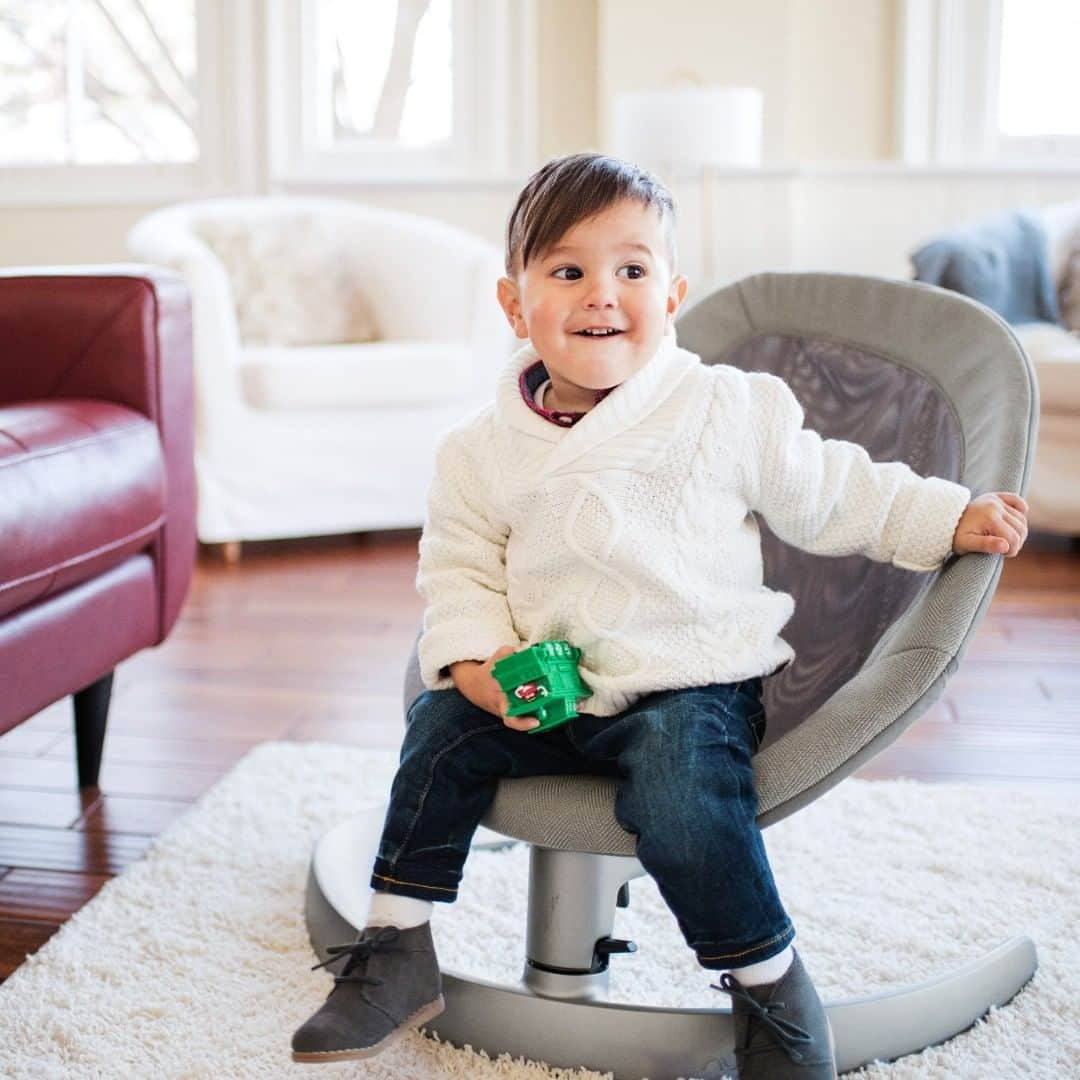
[513,682,548,702]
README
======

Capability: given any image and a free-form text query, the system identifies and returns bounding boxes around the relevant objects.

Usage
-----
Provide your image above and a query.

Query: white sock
[728,944,794,988]
[365,891,433,930]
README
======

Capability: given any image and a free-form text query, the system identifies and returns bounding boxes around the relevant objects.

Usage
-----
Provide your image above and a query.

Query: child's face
[497,199,688,407]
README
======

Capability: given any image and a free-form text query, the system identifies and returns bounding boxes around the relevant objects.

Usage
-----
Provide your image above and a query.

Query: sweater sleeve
[416,423,519,690]
[741,371,971,572]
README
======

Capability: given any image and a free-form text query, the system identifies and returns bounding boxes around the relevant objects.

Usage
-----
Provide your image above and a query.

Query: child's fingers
[990,514,1019,544]
[485,646,518,691]
[488,645,517,666]
[503,714,540,732]
[991,522,1022,555]
[1002,507,1028,546]
[972,498,1026,556]
[996,492,1028,514]
[961,532,1009,555]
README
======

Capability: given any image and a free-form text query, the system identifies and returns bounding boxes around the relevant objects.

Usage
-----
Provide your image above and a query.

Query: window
[899,0,1080,165]
[323,0,452,149]
[993,0,1080,156]
[0,0,197,166]
[268,0,535,184]
[0,0,236,203]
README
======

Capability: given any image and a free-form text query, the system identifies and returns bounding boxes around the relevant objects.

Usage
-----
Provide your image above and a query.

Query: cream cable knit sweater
[417,332,971,716]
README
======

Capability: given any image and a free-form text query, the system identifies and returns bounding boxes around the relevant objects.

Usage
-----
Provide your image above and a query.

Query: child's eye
[551,264,645,281]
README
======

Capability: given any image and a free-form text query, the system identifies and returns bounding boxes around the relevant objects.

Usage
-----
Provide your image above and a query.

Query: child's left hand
[952,492,1029,557]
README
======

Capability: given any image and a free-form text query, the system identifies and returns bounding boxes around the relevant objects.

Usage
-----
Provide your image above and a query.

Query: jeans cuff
[370,859,460,903]
[694,922,796,970]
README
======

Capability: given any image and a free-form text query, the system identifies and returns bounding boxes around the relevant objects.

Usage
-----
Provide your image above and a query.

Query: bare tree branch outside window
[328,0,451,147]
[0,0,197,165]
[370,0,431,139]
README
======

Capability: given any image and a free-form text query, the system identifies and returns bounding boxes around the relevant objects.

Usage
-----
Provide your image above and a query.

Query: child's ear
[666,274,689,323]
[497,276,529,339]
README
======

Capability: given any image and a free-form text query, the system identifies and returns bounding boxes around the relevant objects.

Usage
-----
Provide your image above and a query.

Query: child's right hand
[449,647,541,732]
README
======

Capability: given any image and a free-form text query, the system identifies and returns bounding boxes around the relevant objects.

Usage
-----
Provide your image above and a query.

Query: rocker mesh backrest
[403,273,1037,853]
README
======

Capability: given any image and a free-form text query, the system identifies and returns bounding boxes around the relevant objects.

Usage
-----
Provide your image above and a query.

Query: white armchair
[128,196,513,544]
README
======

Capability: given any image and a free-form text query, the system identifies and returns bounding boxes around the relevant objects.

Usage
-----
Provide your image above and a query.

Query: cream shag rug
[0,743,1076,1080]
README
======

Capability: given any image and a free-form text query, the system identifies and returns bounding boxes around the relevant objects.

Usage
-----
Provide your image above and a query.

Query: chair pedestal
[305,821,1038,1079]
[522,847,646,1000]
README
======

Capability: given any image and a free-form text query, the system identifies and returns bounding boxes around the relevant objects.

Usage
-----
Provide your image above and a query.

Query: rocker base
[305,815,1037,1079]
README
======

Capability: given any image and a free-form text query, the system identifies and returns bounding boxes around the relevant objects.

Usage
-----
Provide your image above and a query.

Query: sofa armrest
[0,265,183,407]
[0,266,196,639]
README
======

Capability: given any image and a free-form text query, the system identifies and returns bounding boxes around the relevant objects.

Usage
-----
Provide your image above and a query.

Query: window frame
[267,0,536,186]
[899,0,1080,167]
[0,0,247,206]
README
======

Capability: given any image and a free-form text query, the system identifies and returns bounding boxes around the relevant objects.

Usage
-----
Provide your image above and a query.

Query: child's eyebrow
[546,242,655,258]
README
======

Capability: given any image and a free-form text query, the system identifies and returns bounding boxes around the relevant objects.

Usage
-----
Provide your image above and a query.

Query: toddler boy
[291,153,1028,1078]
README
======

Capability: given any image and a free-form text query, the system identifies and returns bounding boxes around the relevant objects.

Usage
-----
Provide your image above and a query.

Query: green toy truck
[491,640,591,735]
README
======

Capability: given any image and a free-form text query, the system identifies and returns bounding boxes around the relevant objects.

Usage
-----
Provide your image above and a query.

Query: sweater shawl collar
[494,331,698,479]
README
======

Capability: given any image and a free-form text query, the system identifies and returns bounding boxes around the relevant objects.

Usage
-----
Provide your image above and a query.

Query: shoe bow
[311,926,402,985]
[713,973,814,1064]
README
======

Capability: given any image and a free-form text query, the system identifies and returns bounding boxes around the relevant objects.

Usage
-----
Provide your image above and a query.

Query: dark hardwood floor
[1,531,1077,981]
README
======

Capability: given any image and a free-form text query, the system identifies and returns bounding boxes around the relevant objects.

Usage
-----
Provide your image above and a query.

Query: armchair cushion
[238,340,475,410]
[1014,322,1080,411]
[196,216,380,347]
[0,400,166,620]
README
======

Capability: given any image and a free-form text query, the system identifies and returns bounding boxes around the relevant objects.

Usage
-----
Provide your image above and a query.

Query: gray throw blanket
[911,210,1062,326]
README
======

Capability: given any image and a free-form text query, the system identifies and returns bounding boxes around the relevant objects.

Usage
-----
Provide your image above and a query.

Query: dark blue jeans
[370,679,795,969]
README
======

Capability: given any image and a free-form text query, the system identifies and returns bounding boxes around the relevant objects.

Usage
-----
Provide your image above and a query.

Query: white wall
[674,167,1080,305]
[786,0,899,161]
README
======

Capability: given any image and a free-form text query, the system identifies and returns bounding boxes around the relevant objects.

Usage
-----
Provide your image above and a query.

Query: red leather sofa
[0,267,196,786]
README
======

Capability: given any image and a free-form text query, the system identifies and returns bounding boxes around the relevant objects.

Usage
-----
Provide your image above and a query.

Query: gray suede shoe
[292,923,445,1064]
[713,950,837,1079]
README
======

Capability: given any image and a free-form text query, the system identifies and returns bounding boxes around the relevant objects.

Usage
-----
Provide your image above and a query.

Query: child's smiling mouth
[574,328,624,337]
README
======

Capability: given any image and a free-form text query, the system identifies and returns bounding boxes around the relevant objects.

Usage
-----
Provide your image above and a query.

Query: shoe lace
[712,973,814,1065]
[311,926,401,986]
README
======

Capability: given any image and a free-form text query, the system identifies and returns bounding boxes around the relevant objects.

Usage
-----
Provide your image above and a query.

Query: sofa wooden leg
[74,671,114,789]
[222,541,242,565]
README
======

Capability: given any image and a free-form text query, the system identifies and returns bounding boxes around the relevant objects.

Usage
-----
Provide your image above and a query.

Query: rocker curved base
[305,815,1037,1079]
[434,937,1036,1078]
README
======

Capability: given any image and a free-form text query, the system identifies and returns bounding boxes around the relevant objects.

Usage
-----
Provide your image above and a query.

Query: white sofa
[128,196,513,544]
[1017,201,1080,536]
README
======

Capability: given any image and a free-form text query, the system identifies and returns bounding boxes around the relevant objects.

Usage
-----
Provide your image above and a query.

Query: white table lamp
[614,86,763,174]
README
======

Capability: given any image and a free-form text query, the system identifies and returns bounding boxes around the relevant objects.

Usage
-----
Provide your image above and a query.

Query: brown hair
[504,152,677,276]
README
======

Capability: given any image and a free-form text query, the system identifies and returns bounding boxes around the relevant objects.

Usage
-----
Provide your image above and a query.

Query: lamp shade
[614,86,763,172]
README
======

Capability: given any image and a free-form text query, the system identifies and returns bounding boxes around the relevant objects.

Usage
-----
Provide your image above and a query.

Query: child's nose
[583,283,618,308]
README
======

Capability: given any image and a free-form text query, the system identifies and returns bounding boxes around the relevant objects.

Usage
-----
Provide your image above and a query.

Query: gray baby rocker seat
[306,272,1038,1078]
